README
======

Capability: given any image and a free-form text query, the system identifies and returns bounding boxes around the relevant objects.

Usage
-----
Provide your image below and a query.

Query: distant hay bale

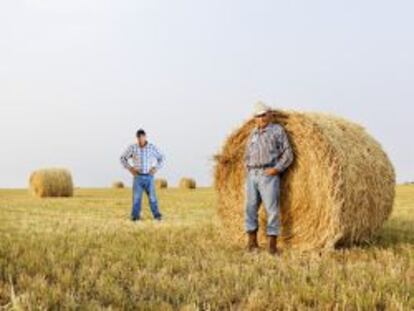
[179,178,196,189]
[214,110,396,251]
[112,181,125,189]
[155,178,168,189]
[29,168,74,198]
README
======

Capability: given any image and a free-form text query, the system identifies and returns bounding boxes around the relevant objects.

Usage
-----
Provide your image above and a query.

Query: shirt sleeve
[274,126,294,173]
[120,145,133,170]
[244,131,255,167]
[152,145,165,171]
[244,136,251,167]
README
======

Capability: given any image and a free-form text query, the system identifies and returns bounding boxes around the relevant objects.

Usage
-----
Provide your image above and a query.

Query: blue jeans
[131,174,162,220]
[245,169,281,236]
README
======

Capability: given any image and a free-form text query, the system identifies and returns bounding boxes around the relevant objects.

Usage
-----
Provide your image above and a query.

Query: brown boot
[268,235,279,255]
[247,231,259,252]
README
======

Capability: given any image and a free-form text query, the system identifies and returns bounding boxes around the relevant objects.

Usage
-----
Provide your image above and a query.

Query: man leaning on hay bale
[245,102,294,255]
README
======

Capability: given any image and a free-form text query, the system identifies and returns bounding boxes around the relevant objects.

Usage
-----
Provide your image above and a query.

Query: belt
[247,163,274,170]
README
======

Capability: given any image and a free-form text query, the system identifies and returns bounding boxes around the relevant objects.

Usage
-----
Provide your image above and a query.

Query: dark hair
[136,129,146,137]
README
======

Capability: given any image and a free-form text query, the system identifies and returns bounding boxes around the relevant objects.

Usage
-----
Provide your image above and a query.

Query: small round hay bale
[214,110,396,251]
[155,178,168,189]
[179,178,196,189]
[29,168,74,198]
[112,181,125,189]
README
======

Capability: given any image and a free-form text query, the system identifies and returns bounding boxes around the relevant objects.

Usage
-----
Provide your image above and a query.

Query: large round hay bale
[214,110,395,250]
[29,168,74,198]
[155,178,168,189]
[179,178,196,189]
[112,181,125,189]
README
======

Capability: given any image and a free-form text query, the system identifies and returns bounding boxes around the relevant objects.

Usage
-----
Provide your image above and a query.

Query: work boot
[247,231,259,252]
[268,235,279,255]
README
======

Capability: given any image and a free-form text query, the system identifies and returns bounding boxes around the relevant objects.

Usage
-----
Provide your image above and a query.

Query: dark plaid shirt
[245,123,294,172]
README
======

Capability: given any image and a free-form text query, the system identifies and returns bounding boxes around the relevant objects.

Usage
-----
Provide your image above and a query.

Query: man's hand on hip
[265,168,279,176]
[149,167,157,176]
[129,168,140,176]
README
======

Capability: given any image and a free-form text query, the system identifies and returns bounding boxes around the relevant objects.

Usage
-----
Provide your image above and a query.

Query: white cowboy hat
[253,101,271,116]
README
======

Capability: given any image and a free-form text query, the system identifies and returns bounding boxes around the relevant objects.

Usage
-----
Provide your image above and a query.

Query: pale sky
[0,0,412,188]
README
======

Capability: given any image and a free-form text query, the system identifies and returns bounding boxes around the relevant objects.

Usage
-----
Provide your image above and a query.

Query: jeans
[245,169,281,236]
[131,174,162,220]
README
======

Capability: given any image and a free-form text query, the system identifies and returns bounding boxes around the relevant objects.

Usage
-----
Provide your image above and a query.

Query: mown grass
[0,186,413,310]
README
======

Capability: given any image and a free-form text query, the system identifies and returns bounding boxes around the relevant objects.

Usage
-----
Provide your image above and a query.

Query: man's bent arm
[274,127,294,173]
[120,145,133,170]
[152,145,165,171]
[244,132,253,168]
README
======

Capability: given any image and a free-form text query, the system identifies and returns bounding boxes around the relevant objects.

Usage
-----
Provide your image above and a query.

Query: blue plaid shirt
[245,123,294,173]
[120,142,165,174]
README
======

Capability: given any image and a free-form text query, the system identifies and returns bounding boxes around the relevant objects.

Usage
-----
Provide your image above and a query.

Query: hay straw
[214,110,396,250]
[112,181,125,189]
[179,178,197,189]
[155,178,168,189]
[29,168,74,198]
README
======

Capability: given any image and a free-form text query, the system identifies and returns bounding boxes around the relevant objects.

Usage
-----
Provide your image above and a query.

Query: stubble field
[0,185,413,310]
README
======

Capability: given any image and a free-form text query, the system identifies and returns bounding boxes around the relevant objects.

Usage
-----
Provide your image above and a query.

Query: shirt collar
[254,123,272,134]
[137,142,149,148]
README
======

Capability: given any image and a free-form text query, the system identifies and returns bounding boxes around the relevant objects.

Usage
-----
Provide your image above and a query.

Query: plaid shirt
[245,123,294,173]
[120,142,165,174]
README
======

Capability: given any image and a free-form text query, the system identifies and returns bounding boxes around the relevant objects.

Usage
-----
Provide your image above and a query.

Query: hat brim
[254,110,270,117]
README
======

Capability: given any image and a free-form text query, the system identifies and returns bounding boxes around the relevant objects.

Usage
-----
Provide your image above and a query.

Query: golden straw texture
[214,110,395,250]
[179,178,197,189]
[112,181,125,189]
[29,168,74,198]
[155,178,168,189]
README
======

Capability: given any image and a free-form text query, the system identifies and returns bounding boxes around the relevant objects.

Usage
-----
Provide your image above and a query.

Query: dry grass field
[0,185,413,310]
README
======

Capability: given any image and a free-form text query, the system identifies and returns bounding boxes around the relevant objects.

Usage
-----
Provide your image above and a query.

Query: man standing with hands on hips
[120,129,165,222]
[244,102,294,255]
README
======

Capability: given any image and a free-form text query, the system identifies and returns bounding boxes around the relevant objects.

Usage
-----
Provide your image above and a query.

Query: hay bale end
[112,181,125,189]
[179,178,197,189]
[155,178,168,189]
[29,168,74,198]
